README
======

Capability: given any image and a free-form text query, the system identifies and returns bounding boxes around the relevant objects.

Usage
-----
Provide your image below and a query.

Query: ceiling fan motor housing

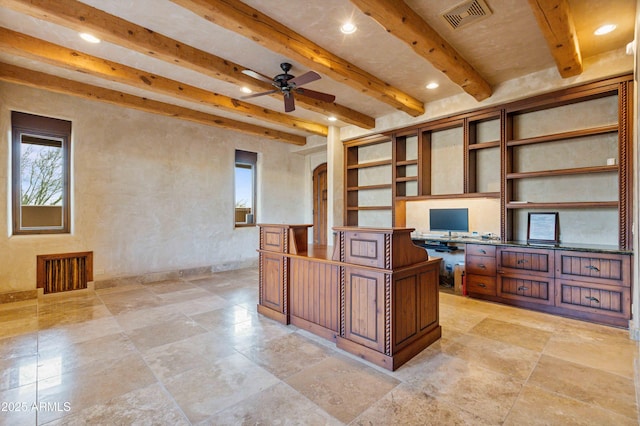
[274,62,294,89]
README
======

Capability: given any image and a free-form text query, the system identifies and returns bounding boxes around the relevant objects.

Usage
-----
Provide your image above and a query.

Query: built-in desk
[413,236,633,328]
[257,224,442,371]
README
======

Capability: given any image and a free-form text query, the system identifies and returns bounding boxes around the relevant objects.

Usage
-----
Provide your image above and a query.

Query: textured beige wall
[431,127,464,195]
[405,198,501,236]
[1,82,307,292]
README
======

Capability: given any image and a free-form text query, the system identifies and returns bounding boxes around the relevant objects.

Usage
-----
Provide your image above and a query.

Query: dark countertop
[411,235,632,255]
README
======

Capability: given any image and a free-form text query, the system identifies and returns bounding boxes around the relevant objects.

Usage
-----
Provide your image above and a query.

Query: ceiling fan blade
[295,87,336,103]
[289,71,320,87]
[284,93,295,112]
[241,69,273,84]
[241,89,278,99]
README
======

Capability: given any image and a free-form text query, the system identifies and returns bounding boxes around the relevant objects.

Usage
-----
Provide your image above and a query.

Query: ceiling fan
[241,63,336,112]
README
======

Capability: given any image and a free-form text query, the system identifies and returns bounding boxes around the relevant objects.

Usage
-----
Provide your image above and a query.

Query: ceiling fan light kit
[242,63,336,112]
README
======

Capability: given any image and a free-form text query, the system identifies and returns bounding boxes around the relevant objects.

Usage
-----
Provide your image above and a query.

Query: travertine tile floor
[1,267,638,425]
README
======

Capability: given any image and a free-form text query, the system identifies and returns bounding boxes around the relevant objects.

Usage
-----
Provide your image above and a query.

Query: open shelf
[506,165,617,180]
[507,124,618,147]
[506,201,618,209]
[347,184,392,191]
[346,159,392,169]
[468,140,500,150]
[346,206,393,211]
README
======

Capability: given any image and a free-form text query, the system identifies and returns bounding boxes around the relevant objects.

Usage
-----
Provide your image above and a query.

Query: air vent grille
[441,0,492,30]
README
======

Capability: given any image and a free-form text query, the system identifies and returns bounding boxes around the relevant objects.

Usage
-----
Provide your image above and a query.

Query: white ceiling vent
[441,0,492,30]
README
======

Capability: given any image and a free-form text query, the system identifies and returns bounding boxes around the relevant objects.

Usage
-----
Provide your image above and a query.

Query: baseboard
[95,259,258,290]
[0,289,38,304]
[629,320,640,341]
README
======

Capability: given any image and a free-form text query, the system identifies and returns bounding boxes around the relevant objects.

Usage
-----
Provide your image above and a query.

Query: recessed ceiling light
[240,87,252,94]
[426,82,439,90]
[340,22,357,34]
[328,116,338,122]
[594,24,616,36]
[79,32,101,43]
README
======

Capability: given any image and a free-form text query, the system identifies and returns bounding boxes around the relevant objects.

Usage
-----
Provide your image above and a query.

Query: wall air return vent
[441,0,492,30]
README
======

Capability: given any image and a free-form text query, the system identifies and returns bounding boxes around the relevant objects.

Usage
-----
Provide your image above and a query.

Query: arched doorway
[312,163,328,245]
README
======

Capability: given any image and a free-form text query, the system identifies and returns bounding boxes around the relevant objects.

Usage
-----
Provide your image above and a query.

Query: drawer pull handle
[480,249,487,254]
[585,296,600,303]
[478,264,486,269]
[478,283,487,288]
[517,259,528,264]
[585,265,600,272]
[517,286,529,291]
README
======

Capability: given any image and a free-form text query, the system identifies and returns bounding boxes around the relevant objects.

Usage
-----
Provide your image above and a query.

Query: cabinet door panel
[261,253,284,312]
[497,274,554,306]
[556,280,630,320]
[261,227,286,252]
[394,275,418,347]
[419,267,439,331]
[343,267,386,352]
[556,251,630,287]
[497,247,554,277]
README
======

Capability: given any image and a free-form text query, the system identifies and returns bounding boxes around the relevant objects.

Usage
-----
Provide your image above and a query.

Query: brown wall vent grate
[37,251,93,294]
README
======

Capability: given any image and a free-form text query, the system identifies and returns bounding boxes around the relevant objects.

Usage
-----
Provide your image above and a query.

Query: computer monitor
[429,208,469,236]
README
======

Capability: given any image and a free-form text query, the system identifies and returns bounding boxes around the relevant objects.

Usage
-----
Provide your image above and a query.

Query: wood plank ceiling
[0,0,635,145]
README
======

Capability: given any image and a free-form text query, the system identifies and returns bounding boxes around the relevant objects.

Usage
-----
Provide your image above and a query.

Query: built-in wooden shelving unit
[343,74,633,249]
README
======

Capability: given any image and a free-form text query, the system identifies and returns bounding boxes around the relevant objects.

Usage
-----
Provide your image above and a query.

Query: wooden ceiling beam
[169,0,425,117]
[0,62,306,145]
[527,0,583,78]
[349,0,492,102]
[0,27,328,136]
[1,0,375,129]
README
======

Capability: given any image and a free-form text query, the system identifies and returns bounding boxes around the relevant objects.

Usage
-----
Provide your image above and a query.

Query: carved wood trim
[384,234,391,270]
[340,266,346,338]
[384,274,391,356]
[618,80,633,250]
[258,229,264,303]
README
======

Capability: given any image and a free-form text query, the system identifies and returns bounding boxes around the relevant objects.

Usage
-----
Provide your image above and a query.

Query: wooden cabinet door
[260,253,285,314]
[343,266,386,353]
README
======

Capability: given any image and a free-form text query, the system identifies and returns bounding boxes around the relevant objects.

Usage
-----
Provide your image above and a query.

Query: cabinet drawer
[555,279,631,321]
[497,247,554,277]
[555,251,631,287]
[497,274,554,306]
[466,274,496,296]
[466,244,496,257]
[466,255,496,276]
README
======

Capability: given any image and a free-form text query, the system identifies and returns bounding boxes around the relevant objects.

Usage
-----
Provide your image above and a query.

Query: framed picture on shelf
[527,212,559,244]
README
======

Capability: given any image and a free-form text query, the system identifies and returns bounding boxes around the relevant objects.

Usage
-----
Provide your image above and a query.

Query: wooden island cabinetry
[257,224,442,371]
